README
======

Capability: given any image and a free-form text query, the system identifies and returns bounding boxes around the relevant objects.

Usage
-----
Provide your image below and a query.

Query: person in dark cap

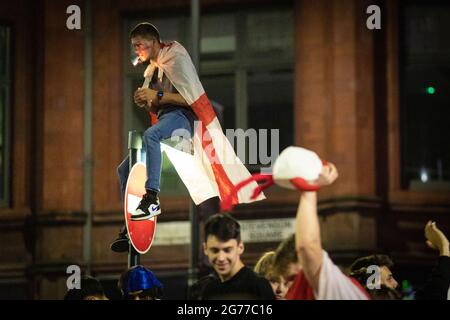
[64,276,108,300]
[118,265,163,300]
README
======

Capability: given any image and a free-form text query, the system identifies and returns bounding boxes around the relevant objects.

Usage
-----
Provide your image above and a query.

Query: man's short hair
[64,276,106,300]
[204,213,241,243]
[273,234,298,275]
[130,22,160,41]
[348,254,394,288]
[349,254,394,273]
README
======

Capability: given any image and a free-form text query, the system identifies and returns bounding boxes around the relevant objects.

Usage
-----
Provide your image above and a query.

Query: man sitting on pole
[111,22,263,251]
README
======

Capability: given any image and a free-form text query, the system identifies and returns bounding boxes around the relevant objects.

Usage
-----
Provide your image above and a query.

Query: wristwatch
[157,90,164,101]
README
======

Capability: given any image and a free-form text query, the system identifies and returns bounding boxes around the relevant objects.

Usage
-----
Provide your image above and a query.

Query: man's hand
[134,88,158,109]
[424,221,450,256]
[311,162,339,187]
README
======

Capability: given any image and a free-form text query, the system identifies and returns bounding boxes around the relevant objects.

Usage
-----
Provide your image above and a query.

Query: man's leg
[111,155,132,252]
[132,109,194,220]
[144,112,193,191]
[117,156,130,201]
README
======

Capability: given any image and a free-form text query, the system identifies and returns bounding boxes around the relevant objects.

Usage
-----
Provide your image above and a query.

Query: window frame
[0,23,12,208]
[386,0,450,205]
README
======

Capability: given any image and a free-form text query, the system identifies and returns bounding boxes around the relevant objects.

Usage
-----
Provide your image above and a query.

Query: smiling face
[203,235,244,282]
[131,35,159,63]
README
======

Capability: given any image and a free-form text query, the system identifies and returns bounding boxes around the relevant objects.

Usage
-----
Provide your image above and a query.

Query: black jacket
[415,256,450,300]
[187,267,275,300]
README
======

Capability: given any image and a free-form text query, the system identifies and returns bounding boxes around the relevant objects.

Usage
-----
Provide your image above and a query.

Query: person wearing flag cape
[111,22,263,251]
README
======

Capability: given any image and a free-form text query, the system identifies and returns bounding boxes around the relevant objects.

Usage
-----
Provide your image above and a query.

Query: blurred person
[254,251,289,300]
[273,235,301,290]
[273,163,370,300]
[415,220,450,300]
[64,276,108,300]
[188,213,275,300]
[350,220,450,300]
[367,285,402,300]
[349,254,399,291]
[119,265,163,300]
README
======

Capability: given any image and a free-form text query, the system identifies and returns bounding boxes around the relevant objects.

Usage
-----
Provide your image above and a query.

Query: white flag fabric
[143,41,265,205]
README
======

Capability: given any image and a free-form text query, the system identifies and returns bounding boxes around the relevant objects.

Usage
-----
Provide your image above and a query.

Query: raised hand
[312,162,339,187]
[424,220,450,256]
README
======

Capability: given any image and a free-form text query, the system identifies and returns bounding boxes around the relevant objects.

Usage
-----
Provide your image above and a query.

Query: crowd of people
[65,21,449,301]
[65,163,450,300]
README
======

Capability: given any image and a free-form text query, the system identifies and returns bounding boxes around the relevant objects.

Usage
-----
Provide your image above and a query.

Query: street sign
[124,162,157,254]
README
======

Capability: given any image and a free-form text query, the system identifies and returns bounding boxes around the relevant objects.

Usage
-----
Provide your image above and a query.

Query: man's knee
[144,126,160,142]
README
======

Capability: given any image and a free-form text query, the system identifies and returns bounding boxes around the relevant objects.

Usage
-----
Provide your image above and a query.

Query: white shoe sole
[131,209,162,221]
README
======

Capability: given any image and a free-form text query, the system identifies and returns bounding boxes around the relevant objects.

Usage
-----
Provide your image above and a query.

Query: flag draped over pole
[142,41,265,206]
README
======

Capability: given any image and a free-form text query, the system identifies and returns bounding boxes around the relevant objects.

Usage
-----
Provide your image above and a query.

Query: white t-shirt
[315,251,369,300]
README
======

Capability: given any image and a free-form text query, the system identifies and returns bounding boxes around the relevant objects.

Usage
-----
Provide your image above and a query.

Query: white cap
[272,146,323,189]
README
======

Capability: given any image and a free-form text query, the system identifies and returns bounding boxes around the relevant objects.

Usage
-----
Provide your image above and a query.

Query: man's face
[282,262,302,289]
[126,290,156,300]
[131,36,158,63]
[203,235,244,281]
[267,274,289,300]
[380,266,398,289]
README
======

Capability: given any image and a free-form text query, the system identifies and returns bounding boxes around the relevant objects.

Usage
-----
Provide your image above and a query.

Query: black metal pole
[128,130,142,268]
[188,0,201,287]
[82,0,93,276]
